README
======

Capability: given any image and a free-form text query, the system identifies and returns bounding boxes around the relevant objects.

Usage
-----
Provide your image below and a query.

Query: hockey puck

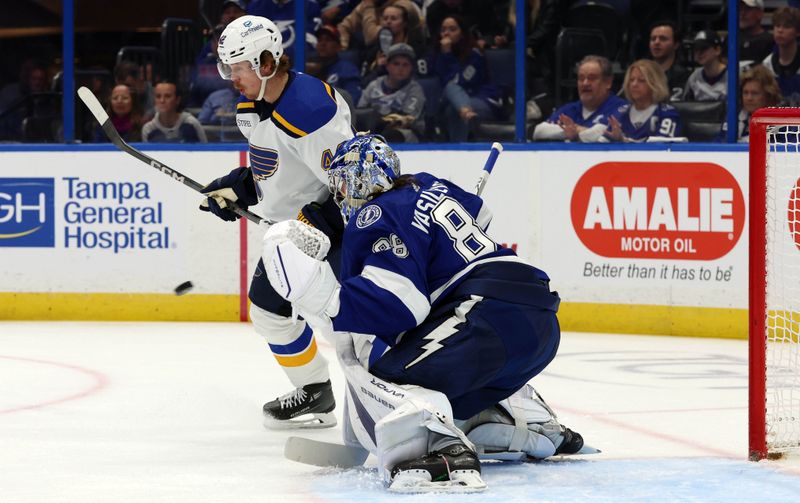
[174,281,194,296]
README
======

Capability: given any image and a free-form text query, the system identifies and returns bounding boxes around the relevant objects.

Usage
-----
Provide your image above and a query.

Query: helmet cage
[328,135,401,223]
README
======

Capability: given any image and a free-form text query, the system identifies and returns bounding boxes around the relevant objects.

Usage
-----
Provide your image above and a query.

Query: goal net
[750,108,800,460]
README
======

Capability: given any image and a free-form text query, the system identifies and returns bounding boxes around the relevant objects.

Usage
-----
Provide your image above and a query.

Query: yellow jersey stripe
[273,339,318,367]
[322,82,336,103]
[272,110,308,137]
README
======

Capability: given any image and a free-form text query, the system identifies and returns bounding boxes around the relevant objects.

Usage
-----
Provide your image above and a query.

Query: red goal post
[749,107,800,460]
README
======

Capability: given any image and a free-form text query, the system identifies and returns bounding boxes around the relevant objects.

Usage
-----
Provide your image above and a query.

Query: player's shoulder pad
[236,95,271,119]
[271,72,339,139]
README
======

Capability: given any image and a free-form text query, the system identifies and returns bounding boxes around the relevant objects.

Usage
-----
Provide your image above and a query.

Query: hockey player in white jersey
[260,135,585,492]
[199,15,354,429]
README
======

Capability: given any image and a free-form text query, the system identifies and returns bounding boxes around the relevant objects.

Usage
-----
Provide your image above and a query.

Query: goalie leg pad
[335,334,475,485]
[460,384,584,460]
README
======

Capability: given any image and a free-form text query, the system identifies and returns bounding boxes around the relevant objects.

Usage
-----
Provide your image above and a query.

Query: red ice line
[0,355,109,414]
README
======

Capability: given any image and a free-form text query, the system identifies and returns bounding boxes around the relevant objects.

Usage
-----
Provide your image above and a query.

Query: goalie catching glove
[262,220,339,323]
[199,167,258,221]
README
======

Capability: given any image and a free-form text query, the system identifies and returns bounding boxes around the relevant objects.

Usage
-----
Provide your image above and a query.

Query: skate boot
[555,426,584,454]
[262,380,336,429]
[388,443,487,493]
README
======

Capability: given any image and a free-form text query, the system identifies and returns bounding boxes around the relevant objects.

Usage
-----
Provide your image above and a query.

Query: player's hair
[772,6,800,31]
[391,174,418,190]
[261,52,291,75]
[740,65,782,107]
[623,59,669,104]
[577,55,613,80]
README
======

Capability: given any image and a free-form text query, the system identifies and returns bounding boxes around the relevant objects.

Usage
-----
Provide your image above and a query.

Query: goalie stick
[474,142,503,196]
[285,436,600,469]
[77,86,270,225]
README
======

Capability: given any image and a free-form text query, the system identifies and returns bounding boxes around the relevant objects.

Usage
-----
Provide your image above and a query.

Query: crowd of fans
[2,0,800,144]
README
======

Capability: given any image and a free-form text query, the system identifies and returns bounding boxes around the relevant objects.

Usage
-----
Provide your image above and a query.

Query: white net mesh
[765,124,800,453]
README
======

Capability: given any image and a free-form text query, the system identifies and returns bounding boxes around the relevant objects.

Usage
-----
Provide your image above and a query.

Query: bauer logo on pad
[0,178,55,247]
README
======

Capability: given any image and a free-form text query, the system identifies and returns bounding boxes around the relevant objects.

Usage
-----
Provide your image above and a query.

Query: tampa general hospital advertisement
[1,147,751,337]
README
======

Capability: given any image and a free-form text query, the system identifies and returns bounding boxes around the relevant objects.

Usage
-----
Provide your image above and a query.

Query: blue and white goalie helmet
[328,134,401,223]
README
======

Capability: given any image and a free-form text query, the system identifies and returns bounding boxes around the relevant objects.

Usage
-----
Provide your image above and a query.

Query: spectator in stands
[361,3,427,86]
[114,61,155,119]
[198,82,239,126]
[142,81,207,143]
[221,0,247,25]
[718,65,781,142]
[337,0,422,51]
[356,43,425,142]
[684,30,727,102]
[603,59,682,143]
[532,55,625,142]
[0,59,48,141]
[430,15,502,142]
[306,24,362,104]
[738,0,773,67]
[189,23,231,108]
[425,0,504,49]
[93,84,143,143]
[647,20,690,101]
[247,0,322,61]
[763,6,800,106]
[321,0,359,24]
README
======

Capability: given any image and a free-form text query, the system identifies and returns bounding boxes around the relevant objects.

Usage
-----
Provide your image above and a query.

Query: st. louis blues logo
[249,145,279,201]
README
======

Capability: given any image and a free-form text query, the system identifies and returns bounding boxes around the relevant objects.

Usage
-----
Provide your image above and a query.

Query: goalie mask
[328,134,401,223]
[217,15,283,100]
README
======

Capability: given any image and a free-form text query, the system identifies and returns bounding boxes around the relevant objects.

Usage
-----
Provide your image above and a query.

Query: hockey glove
[199,167,258,221]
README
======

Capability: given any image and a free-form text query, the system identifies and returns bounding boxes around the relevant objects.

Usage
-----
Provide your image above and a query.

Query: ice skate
[388,443,487,493]
[262,380,336,429]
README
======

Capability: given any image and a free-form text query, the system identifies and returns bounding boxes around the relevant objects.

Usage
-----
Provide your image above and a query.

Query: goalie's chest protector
[236,71,354,222]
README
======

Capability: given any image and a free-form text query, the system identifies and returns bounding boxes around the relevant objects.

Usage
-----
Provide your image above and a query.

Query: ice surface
[1,321,799,502]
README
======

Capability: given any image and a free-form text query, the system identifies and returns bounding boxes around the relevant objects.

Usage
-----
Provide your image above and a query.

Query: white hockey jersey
[236,71,354,221]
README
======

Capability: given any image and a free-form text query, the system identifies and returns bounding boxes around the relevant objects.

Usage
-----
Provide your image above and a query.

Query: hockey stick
[285,436,369,468]
[474,142,503,196]
[77,86,270,225]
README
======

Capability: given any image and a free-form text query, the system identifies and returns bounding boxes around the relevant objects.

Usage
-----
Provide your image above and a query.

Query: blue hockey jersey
[331,172,543,343]
[616,102,682,141]
[546,94,626,128]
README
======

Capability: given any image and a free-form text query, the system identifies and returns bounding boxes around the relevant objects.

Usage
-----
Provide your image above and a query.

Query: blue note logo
[0,178,55,247]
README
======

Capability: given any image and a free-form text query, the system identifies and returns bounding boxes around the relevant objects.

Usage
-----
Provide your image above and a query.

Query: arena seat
[554,28,607,105]
[484,48,515,99]
[565,2,622,61]
[161,18,202,87]
[417,77,442,141]
[116,46,162,83]
[672,100,726,122]
[682,121,722,142]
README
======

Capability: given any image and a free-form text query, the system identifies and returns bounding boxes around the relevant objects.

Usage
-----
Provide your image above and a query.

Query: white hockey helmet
[217,15,284,99]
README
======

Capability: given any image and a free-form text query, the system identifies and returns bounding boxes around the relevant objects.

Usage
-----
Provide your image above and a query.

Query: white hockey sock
[250,303,329,387]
